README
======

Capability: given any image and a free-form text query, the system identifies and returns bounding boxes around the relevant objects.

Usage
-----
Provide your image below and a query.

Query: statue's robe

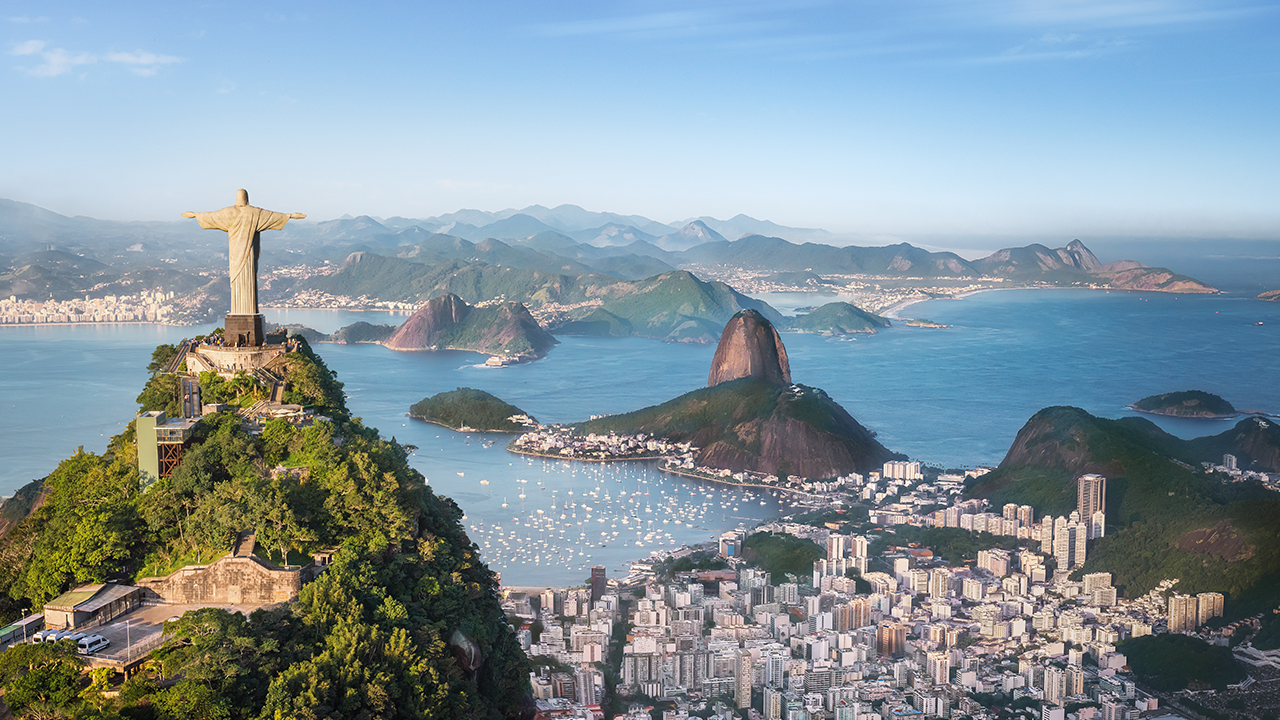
[193,205,293,315]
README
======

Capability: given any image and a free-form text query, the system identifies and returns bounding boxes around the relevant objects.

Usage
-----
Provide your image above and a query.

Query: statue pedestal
[224,314,265,347]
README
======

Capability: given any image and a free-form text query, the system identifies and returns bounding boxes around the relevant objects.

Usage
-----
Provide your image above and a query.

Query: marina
[439,452,799,581]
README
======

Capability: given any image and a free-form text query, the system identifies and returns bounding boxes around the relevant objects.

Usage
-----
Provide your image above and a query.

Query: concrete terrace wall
[136,554,302,605]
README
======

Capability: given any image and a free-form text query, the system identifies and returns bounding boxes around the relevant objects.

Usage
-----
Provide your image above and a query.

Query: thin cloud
[13,44,96,77]
[947,0,1277,29]
[966,33,1132,63]
[105,49,183,76]
[10,39,45,55]
[12,43,182,78]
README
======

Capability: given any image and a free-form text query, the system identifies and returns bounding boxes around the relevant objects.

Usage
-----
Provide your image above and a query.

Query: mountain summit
[581,308,894,477]
[708,309,791,387]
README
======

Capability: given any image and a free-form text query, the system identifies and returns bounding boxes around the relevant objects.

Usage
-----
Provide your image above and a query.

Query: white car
[77,635,110,655]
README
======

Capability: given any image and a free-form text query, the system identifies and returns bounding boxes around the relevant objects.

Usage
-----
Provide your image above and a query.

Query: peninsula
[513,309,898,481]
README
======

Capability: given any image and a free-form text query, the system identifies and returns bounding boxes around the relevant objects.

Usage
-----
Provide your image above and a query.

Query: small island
[1258,289,1280,302]
[410,387,535,432]
[1131,390,1238,419]
[790,301,890,335]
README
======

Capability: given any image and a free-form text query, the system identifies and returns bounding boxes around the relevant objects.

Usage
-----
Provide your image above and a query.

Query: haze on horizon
[3,1,1278,244]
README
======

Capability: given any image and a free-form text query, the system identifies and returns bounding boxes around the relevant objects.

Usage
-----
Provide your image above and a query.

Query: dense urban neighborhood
[499,464,1276,720]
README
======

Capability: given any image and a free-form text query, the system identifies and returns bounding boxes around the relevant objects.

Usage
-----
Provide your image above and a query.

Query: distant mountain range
[0,198,1219,309]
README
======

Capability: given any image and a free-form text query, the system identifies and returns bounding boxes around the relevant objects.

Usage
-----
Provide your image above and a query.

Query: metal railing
[95,631,167,666]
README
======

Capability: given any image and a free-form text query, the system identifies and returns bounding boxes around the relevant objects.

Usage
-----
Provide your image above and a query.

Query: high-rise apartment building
[735,649,754,709]
[928,568,952,600]
[877,622,907,658]
[1077,474,1106,536]
[590,565,606,603]
[1040,516,1055,554]
[827,533,847,560]
[1018,504,1035,527]
[1168,594,1198,633]
[927,651,950,685]
[1043,666,1066,706]
[1197,592,1225,626]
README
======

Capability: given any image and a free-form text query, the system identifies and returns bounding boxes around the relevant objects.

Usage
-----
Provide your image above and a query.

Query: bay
[1,289,1277,585]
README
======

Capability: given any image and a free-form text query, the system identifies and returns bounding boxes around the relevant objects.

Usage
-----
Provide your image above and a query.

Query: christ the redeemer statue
[183,189,304,346]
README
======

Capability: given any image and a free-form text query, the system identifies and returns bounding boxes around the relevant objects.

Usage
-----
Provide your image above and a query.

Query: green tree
[10,449,141,606]
[0,641,83,712]
[136,373,182,416]
[148,343,179,374]
[153,679,232,720]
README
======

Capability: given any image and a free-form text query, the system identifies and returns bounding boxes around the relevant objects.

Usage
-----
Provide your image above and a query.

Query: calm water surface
[2,290,1278,584]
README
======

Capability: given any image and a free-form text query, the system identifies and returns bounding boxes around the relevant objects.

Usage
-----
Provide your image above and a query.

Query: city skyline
[3,1,1279,243]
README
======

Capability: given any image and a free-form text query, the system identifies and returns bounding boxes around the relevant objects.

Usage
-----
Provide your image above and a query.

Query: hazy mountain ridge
[308,254,782,344]
[0,198,1218,305]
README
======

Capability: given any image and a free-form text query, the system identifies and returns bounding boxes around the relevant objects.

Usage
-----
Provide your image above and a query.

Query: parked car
[77,635,110,655]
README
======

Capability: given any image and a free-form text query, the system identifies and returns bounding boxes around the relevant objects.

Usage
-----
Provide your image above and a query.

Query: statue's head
[236,189,249,206]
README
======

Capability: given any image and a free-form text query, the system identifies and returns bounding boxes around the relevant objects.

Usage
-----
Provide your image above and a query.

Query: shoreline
[657,465,825,501]
[0,320,197,328]
[506,446,667,464]
[879,284,1201,321]
[408,414,527,435]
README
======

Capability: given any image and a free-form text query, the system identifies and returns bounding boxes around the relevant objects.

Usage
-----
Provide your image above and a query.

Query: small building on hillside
[43,583,143,630]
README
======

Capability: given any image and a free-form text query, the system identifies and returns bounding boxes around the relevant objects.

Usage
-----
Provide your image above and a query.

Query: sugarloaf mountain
[580,309,897,478]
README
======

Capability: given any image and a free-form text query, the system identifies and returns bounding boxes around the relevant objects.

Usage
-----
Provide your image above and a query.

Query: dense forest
[1118,634,1246,692]
[0,338,531,719]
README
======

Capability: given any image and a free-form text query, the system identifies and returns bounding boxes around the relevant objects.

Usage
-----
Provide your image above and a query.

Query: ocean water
[1,290,1277,584]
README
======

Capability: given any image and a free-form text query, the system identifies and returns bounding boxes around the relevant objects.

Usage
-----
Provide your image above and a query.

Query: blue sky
[3,1,1278,242]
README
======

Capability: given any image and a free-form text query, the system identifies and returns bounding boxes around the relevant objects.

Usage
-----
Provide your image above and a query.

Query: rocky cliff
[580,379,896,478]
[384,293,557,358]
[1186,416,1280,473]
[708,309,791,387]
[581,310,895,478]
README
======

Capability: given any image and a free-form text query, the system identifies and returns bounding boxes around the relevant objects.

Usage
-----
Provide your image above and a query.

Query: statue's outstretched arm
[290,213,306,219]
[181,212,196,218]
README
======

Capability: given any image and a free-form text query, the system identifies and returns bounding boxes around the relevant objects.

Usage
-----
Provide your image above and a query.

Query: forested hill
[0,340,531,719]
[968,406,1280,616]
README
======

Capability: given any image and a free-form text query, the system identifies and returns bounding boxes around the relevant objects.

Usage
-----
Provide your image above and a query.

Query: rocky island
[1258,289,1280,302]
[384,292,557,360]
[1131,390,1239,418]
[282,293,557,361]
[409,387,533,432]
